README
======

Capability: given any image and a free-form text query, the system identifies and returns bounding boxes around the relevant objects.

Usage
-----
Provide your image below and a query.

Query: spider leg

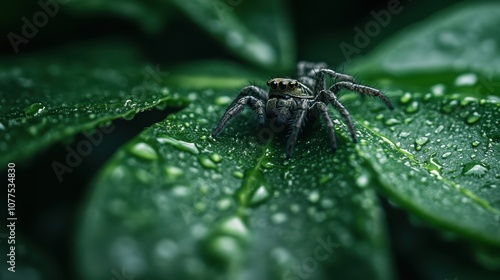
[212,85,268,138]
[297,61,328,90]
[286,99,308,158]
[317,90,358,143]
[329,81,394,110]
[276,99,296,125]
[310,101,337,151]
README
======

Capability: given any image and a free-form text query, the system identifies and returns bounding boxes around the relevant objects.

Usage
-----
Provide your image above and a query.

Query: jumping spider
[212,61,394,158]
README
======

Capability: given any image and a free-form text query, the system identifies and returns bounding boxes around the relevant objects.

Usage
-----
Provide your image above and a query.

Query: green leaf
[353,2,500,86]
[342,1,500,246]
[0,42,185,166]
[77,77,393,279]
[169,0,296,71]
[351,90,500,246]
[68,0,174,33]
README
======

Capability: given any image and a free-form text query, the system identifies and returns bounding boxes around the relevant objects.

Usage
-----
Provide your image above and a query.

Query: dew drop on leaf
[454,73,478,86]
[24,102,46,116]
[210,153,223,163]
[405,101,419,114]
[466,112,482,124]
[129,142,158,161]
[400,92,412,104]
[250,185,271,205]
[216,197,232,210]
[414,136,429,151]
[384,118,400,126]
[441,152,452,159]
[165,166,184,179]
[157,135,200,154]
[198,156,218,169]
[462,162,489,177]
[271,212,288,224]
[307,190,320,203]
[232,170,244,179]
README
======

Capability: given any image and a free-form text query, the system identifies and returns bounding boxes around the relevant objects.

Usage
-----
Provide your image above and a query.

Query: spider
[211,61,394,158]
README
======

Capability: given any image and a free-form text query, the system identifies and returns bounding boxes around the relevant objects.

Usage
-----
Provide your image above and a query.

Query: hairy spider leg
[296,61,328,90]
[329,81,394,110]
[212,85,268,138]
[276,99,297,125]
[286,99,309,158]
[317,90,358,143]
[310,101,338,151]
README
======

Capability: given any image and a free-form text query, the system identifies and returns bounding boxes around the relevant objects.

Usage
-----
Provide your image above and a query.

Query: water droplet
[271,212,288,224]
[399,131,411,138]
[400,92,412,104]
[198,156,217,169]
[462,162,489,177]
[434,125,445,134]
[129,142,158,161]
[123,110,136,120]
[210,153,222,163]
[250,185,271,205]
[215,96,232,106]
[165,166,184,179]
[24,102,46,116]
[0,122,5,131]
[466,112,481,124]
[441,152,452,159]
[172,186,190,197]
[405,101,419,114]
[219,216,250,240]
[308,190,320,203]
[424,154,443,177]
[414,137,429,151]
[232,171,244,179]
[431,84,445,96]
[204,236,242,265]
[454,73,477,86]
[216,198,232,210]
[385,118,400,126]
[356,173,369,188]
[471,141,480,147]
[157,135,200,154]
[236,168,271,207]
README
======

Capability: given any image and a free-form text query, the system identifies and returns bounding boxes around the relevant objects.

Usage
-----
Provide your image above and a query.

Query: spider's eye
[269,81,278,90]
[289,81,296,89]
[279,81,287,90]
[266,80,271,87]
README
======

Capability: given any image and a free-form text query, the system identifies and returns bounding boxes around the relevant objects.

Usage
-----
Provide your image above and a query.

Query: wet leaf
[169,0,295,71]
[353,2,500,91]
[0,43,185,166]
[77,83,393,279]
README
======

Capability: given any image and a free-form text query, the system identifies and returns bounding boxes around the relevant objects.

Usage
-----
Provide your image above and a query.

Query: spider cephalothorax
[212,61,394,158]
